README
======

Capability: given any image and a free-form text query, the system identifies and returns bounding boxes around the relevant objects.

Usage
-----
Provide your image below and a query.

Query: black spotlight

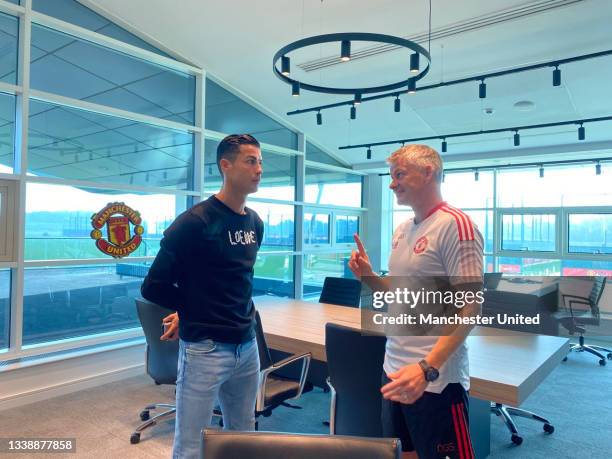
[596,161,601,175]
[514,131,520,146]
[350,105,356,120]
[441,139,447,153]
[394,96,400,112]
[479,79,487,99]
[292,81,300,96]
[539,164,544,178]
[474,169,479,181]
[441,172,445,183]
[354,92,362,105]
[340,40,351,62]
[407,78,416,94]
[578,124,585,140]
[366,147,372,160]
[410,53,420,73]
[553,66,561,86]
[316,111,322,125]
[281,55,290,76]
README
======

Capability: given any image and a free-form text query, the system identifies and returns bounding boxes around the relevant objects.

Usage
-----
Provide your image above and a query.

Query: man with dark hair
[141,134,264,459]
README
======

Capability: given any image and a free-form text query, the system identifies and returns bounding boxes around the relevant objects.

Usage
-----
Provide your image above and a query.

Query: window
[0,269,10,351]
[22,263,144,346]
[335,215,359,244]
[0,92,16,175]
[497,257,560,275]
[303,252,352,298]
[305,167,362,207]
[442,170,494,209]
[204,138,296,200]
[304,212,330,245]
[30,24,195,124]
[28,99,195,189]
[32,0,172,58]
[568,213,612,254]
[205,79,298,150]
[501,213,556,252]
[253,254,294,298]
[246,201,295,251]
[497,165,611,207]
[306,141,345,167]
[25,183,191,260]
[0,12,18,85]
[465,210,494,253]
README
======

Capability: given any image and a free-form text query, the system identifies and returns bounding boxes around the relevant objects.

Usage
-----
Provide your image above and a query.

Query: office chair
[483,272,503,290]
[557,276,611,366]
[325,323,386,437]
[131,298,179,444]
[319,277,362,307]
[200,430,401,459]
[490,402,554,445]
[253,310,313,424]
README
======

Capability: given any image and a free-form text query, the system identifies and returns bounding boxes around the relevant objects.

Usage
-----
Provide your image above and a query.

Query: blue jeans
[172,337,259,459]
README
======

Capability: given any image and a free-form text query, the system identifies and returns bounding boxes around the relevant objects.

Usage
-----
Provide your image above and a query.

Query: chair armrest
[257,352,312,412]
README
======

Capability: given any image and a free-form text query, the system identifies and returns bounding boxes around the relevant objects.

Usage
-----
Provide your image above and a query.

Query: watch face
[427,368,439,382]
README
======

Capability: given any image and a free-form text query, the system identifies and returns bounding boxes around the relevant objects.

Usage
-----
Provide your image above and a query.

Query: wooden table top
[255,296,570,406]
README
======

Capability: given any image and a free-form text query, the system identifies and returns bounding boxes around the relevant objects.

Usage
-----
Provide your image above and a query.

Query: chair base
[490,402,554,445]
[562,336,612,366]
[131,403,176,444]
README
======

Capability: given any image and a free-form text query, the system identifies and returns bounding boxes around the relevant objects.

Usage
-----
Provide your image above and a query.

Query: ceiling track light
[394,95,400,112]
[292,81,300,97]
[553,65,561,86]
[354,92,362,105]
[340,40,351,62]
[596,161,602,175]
[366,147,372,160]
[281,55,290,76]
[441,172,445,183]
[578,123,585,140]
[539,164,545,178]
[410,53,420,73]
[474,169,479,181]
[479,79,487,99]
[129,175,134,185]
[513,130,520,146]
[350,105,356,119]
[163,171,168,179]
[441,138,447,153]
[407,78,416,94]
[316,111,322,125]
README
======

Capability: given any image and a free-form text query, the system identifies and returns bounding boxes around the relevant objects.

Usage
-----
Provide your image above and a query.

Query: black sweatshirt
[141,196,264,343]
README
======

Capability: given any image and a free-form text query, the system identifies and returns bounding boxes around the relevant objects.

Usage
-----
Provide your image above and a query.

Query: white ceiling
[90,0,612,169]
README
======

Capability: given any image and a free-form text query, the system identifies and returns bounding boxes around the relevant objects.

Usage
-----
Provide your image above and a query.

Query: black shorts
[381,373,474,459]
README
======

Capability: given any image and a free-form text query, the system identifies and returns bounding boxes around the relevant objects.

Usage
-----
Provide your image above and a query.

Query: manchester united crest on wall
[90,202,144,258]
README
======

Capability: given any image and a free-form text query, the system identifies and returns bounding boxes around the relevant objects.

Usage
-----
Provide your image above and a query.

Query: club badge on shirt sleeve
[413,236,428,254]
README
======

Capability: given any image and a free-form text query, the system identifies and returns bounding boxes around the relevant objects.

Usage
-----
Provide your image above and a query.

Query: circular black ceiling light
[273,33,431,96]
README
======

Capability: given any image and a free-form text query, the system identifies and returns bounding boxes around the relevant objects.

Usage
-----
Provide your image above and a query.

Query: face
[221,144,263,194]
[389,158,432,206]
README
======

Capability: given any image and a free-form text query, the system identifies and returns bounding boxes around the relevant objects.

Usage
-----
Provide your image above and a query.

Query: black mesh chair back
[319,277,362,307]
[588,277,607,312]
[135,297,178,385]
[254,309,273,370]
[326,323,387,437]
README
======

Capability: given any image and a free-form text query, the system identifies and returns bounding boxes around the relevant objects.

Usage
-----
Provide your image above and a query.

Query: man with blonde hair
[349,144,483,459]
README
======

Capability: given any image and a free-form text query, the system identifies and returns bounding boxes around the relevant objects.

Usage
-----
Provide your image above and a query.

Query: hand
[381,364,428,404]
[161,312,179,341]
[348,234,374,280]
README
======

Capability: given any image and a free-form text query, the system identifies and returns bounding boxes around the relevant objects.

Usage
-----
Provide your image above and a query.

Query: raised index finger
[353,233,367,256]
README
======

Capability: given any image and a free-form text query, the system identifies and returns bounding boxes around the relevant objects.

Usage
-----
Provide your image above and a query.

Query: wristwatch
[418,359,440,382]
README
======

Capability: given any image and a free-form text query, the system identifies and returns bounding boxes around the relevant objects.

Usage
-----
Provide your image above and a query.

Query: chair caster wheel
[139,410,150,421]
[130,433,140,444]
[562,356,568,362]
[511,434,523,445]
[218,418,224,427]
[599,359,606,366]
[543,423,554,434]
[607,353,612,360]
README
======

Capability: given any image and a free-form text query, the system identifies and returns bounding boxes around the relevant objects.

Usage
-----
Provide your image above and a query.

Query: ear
[219,157,232,174]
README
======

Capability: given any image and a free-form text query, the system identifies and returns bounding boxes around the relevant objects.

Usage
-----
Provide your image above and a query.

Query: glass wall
[0,269,9,351]
[387,165,612,276]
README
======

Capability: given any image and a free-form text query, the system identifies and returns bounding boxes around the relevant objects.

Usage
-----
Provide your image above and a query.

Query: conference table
[255,296,570,458]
